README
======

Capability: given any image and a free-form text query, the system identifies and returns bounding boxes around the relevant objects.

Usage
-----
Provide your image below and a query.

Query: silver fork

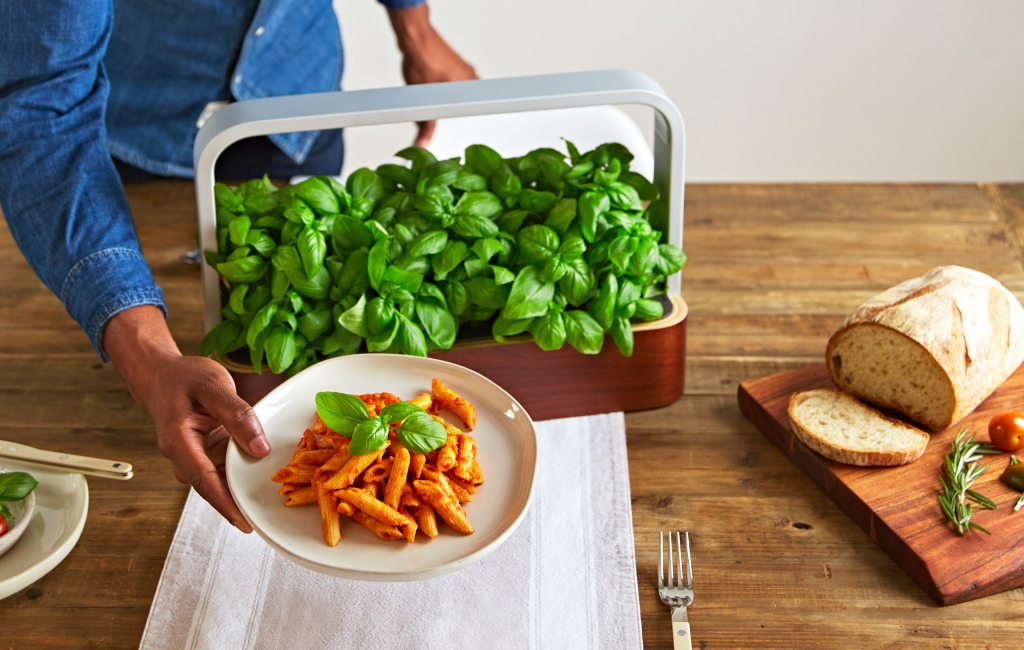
[658,531,694,650]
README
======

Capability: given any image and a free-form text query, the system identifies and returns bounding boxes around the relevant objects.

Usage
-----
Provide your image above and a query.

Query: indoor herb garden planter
[194,70,688,420]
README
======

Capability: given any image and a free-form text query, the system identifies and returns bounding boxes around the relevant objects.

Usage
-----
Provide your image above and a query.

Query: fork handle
[671,607,692,650]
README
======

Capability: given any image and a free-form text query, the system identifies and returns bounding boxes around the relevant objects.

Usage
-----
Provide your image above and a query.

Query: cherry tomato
[0,514,7,537]
[989,411,1024,452]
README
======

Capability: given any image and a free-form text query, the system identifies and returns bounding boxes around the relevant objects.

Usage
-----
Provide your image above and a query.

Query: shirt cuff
[60,248,167,362]
[377,0,426,9]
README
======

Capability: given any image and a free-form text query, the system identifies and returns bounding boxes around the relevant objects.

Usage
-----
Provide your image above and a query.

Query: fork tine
[684,531,693,588]
[675,531,683,588]
[658,531,664,588]
[667,530,674,587]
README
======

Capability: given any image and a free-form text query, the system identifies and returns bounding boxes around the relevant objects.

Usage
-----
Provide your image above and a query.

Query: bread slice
[787,389,929,466]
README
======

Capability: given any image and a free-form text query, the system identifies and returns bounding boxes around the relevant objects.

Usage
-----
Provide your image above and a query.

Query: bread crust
[825,266,1024,431]
[788,389,928,466]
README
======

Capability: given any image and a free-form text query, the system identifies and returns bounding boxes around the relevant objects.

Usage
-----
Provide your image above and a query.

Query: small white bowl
[0,491,36,559]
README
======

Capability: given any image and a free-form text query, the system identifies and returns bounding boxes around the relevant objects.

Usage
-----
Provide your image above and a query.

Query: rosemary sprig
[975,442,1005,455]
[938,429,995,535]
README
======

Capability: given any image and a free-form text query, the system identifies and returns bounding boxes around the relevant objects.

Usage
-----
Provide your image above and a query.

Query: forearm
[0,0,165,360]
[104,306,180,409]
[387,3,434,55]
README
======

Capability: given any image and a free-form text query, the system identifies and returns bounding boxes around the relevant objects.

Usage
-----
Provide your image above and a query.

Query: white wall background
[336,0,1024,182]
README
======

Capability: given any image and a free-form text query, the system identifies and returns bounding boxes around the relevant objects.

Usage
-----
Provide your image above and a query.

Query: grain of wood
[2,182,1024,648]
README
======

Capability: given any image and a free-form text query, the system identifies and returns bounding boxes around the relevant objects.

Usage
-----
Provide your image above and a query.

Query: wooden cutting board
[738,363,1024,605]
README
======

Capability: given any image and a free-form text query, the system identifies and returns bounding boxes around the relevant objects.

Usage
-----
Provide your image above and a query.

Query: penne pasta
[400,483,421,508]
[283,486,317,507]
[335,488,414,527]
[363,458,393,482]
[294,449,336,466]
[431,378,476,431]
[324,450,384,490]
[436,426,460,472]
[409,393,432,410]
[384,447,410,511]
[446,472,477,495]
[413,480,474,534]
[453,434,477,482]
[409,452,426,480]
[416,504,439,538]
[313,469,341,547]
[272,464,317,484]
[351,511,404,541]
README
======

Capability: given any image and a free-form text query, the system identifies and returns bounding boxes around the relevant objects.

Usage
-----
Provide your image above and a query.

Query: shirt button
[234,74,242,85]
[254,26,265,36]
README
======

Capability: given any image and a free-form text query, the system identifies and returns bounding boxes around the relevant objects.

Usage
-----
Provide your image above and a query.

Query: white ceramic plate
[0,460,89,600]
[226,354,538,581]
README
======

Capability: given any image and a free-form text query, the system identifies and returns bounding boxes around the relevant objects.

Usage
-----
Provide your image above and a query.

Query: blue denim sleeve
[0,0,166,362]
[377,0,427,9]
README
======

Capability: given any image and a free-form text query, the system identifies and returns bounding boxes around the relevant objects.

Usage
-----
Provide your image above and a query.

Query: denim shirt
[0,0,422,360]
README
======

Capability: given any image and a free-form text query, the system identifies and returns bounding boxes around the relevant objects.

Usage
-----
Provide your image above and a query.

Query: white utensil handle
[672,621,692,650]
[0,440,133,480]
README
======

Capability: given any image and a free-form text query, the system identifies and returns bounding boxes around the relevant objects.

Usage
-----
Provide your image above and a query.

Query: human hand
[388,3,477,147]
[104,306,271,532]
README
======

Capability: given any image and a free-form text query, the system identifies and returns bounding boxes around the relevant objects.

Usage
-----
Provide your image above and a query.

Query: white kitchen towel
[139,412,642,650]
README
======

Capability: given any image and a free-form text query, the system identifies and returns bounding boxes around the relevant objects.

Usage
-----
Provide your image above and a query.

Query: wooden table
[3,181,1024,649]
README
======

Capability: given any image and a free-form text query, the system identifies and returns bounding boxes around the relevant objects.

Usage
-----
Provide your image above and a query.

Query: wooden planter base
[225,295,687,421]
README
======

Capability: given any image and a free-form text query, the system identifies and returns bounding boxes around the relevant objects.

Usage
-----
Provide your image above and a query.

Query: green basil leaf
[295,177,339,215]
[629,238,659,278]
[453,170,487,191]
[471,237,503,262]
[578,191,610,243]
[530,310,566,351]
[315,391,372,435]
[346,167,384,202]
[634,298,664,322]
[297,308,332,340]
[395,146,438,173]
[564,310,604,354]
[215,182,243,213]
[244,192,279,215]
[564,160,594,180]
[443,280,469,316]
[608,181,643,211]
[544,198,577,234]
[397,314,428,357]
[340,294,368,337]
[395,410,447,453]
[415,296,457,349]
[594,157,622,186]
[656,244,687,275]
[502,266,554,320]
[431,240,469,280]
[228,215,251,247]
[323,326,363,357]
[491,265,515,285]
[591,274,618,330]
[465,144,503,178]
[455,191,503,219]
[229,284,248,315]
[377,163,419,190]
[517,225,560,265]
[518,189,558,213]
[283,200,315,225]
[271,269,290,298]
[407,230,448,258]
[490,163,522,204]
[227,245,251,262]
[271,244,302,273]
[463,258,488,279]
[246,300,279,348]
[558,257,595,306]
[452,214,500,240]
[381,265,423,295]
[349,417,389,455]
[465,276,511,310]
[368,238,390,292]
[423,159,462,188]
[492,315,533,342]
[296,225,327,279]
[332,215,373,253]
[610,316,634,357]
[619,170,659,201]
[245,284,271,314]
[542,257,567,283]
[217,227,230,253]
[0,472,38,501]
[200,320,246,357]
[379,401,423,425]
[617,279,642,309]
[338,248,371,296]
[203,249,224,268]
[497,209,530,235]
[249,327,270,373]
[246,229,277,257]
[254,215,286,230]
[287,265,331,299]
[265,325,297,374]
[216,256,267,283]
[366,296,396,335]
[366,317,400,352]
[609,235,639,274]
[558,237,586,259]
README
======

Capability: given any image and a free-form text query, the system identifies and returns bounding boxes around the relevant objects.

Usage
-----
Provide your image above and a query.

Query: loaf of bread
[788,389,929,466]
[826,265,1024,431]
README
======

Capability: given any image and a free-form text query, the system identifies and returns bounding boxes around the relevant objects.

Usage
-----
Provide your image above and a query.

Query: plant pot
[221,294,686,420]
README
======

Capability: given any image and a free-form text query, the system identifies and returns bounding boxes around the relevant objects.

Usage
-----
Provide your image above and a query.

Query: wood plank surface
[738,363,1024,606]
[2,181,1024,649]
